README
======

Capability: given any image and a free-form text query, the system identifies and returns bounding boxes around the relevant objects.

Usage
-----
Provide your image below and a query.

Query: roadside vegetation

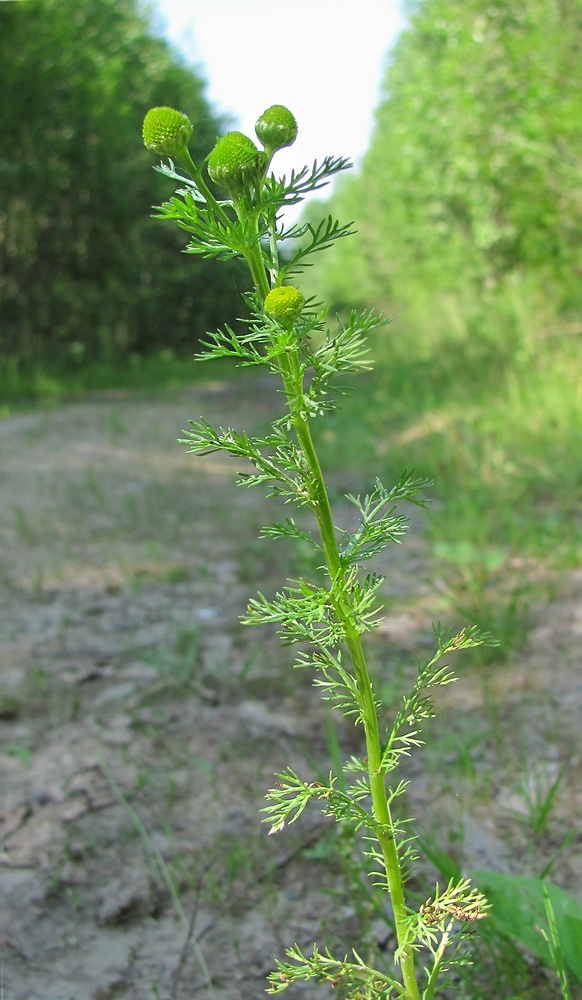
[302,0,582,635]
[0,0,246,403]
[1,0,581,996]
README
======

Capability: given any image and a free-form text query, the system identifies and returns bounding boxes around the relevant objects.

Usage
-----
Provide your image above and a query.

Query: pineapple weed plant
[142,104,491,999]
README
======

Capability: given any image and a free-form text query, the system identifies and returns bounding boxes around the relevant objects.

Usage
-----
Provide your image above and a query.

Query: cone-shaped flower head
[142,107,193,159]
[264,285,305,328]
[207,131,263,197]
[255,105,298,154]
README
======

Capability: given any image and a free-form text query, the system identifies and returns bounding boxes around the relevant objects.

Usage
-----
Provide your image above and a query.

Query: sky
[150,0,406,212]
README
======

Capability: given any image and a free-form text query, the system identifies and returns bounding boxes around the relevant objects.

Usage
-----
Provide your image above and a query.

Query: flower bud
[142,107,193,158]
[255,105,298,153]
[207,131,263,197]
[264,285,305,328]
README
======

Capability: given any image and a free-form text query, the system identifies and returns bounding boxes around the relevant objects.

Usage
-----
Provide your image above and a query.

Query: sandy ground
[1,371,581,999]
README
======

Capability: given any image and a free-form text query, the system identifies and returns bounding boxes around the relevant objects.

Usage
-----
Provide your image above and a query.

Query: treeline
[305,0,581,557]
[0,0,244,375]
[313,0,581,332]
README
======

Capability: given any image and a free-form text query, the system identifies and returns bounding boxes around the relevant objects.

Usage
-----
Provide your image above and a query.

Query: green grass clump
[317,285,582,565]
[0,350,232,413]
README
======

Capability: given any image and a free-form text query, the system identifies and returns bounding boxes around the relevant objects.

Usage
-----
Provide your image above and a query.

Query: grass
[5,283,579,679]
[5,283,579,673]
[314,284,582,567]
[5,284,580,570]
[137,629,204,703]
[432,541,539,664]
[0,348,233,414]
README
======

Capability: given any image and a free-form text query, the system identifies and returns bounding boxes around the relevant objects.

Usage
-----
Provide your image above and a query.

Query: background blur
[1,0,581,556]
[2,8,582,993]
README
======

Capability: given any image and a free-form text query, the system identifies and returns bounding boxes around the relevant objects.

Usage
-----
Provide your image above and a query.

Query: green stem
[244,238,270,300]
[422,923,453,1000]
[227,197,271,300]
[243,209,420,1000]
[298,414,420,1000]
[265,208,280,287]
[274,341,420,1000]
[178,148,232,227]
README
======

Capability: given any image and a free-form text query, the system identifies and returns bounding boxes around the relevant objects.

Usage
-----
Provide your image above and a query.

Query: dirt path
[1,372,581,999]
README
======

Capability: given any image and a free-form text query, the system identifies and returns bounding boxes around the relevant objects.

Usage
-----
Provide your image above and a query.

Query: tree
[313,0,582,316]
[0,0,244,371]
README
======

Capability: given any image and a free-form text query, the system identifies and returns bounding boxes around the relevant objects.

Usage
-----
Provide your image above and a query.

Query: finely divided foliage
[143,103,491,998]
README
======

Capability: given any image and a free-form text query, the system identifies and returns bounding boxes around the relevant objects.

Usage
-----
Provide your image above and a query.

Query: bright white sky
[149,0,406,211]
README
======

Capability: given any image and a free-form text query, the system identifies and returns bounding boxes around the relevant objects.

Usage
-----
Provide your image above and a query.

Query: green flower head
[142,107,193,158]
[207,131,263,197]
[264,285,305,328]
[255,105,298,153]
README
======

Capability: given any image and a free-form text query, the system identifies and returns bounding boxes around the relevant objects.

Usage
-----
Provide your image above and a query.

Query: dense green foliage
[317,0,581,313]
[0,0,243,382]
[309,0,582,559]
